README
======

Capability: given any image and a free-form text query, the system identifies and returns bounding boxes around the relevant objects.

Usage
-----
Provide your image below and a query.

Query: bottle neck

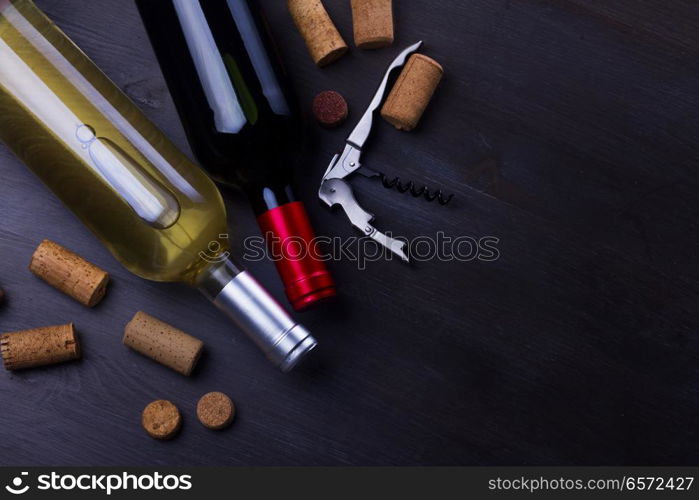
[246,181,296,215]
[196,256,245,298]
[196,257,317,371]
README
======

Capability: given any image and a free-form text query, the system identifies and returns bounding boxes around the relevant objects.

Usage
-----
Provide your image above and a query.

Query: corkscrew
[319,41,452,263]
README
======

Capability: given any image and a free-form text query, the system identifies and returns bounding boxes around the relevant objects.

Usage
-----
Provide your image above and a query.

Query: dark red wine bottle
[135,0,335,311]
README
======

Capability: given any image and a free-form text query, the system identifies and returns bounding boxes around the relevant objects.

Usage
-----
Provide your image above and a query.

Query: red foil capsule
[257,201,336,311]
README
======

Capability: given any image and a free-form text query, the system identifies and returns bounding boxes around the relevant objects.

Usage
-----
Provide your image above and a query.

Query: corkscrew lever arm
[346,41,423,149]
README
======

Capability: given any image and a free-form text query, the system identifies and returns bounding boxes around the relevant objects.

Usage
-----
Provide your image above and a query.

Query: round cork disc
[312,91,348,128]
[141,400,182,440]
[196,392,236,430]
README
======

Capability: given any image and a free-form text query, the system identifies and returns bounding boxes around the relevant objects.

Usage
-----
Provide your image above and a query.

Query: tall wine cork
[29,239,110,307]
[351,0,394,49]
[123,311,204,376]
[288,0,348,67]
[381,54,444,131]
[1,323,81,371]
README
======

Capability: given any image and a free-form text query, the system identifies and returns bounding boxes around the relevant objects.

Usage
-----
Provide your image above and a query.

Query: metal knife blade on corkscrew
[318,41,453,263]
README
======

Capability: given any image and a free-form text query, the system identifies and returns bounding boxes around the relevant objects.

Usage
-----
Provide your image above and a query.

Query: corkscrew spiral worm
[378,173,454,205]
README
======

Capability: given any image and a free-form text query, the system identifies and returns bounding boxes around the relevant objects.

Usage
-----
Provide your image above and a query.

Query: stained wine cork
[288,0,348,67]
[313,90,349,128]
[351,0,394,49]
[1,323,81,371]
[123,311,204,376]
[381,54,444,131]
[29,239,110,307]
[197,392,236,430]
[142,400,182,440]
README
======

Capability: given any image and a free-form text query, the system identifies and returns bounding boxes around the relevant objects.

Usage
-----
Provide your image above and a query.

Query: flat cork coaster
[197,392,236,430]
[141,400,182,440]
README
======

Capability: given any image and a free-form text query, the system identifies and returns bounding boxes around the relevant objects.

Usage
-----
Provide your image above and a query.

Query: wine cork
[142,400,182,440]
[1,323,81,371]
[288,0,348,67]
[29,239,110,307]
[123,311,204,376]
[313,90,349,128]
[351,0,394,49]
[381,54,444,131]
[197,392,236,430]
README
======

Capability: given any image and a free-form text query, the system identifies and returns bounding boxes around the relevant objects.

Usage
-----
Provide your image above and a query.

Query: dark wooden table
[1,0,698,466]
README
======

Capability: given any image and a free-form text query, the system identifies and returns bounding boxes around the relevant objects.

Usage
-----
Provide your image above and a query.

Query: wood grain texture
[0,0,697,465]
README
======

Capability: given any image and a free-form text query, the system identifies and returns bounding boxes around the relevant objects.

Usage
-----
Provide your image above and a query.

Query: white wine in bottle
[0,0,316,371]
